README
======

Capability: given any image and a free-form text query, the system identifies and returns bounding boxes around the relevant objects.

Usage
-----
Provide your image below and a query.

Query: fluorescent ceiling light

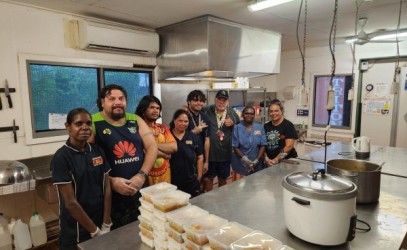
[248,0,295,12]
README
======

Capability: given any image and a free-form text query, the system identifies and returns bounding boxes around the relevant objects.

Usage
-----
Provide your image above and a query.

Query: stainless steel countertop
[297,142,407,178]
[78,160,407,250]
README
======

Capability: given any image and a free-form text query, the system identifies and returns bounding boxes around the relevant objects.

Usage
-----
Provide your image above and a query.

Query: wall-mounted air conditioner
[78,20,159,56]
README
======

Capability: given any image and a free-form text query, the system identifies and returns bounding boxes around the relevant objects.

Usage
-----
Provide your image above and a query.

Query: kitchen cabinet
[207,88,273,124]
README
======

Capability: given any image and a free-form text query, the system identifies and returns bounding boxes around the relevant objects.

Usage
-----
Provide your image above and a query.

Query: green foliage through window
[28,61,153,138]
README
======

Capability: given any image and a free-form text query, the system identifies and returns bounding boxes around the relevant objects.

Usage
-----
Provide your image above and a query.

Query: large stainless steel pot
[0,160,32,185]
[327,159,381,204]
[282,169,357,246]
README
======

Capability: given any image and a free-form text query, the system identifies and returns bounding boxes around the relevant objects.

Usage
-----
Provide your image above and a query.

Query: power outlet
[297,109,309,116]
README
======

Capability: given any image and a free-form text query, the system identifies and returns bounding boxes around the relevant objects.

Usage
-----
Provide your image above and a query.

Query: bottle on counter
[0,226,12,250]
[7,218,16,235]
[13,219,32,250]
[29,212,47,247]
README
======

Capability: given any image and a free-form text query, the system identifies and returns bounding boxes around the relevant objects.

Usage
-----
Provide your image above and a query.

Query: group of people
[51,84,298,249]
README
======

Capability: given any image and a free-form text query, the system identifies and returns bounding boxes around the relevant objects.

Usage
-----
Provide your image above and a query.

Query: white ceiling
[4,0,407,50]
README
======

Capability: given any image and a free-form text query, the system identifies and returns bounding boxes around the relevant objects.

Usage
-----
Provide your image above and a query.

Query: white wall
[0,2,157,160]
[275,42,407,140]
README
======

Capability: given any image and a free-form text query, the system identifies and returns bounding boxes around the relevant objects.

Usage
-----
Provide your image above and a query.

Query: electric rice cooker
[282,169,357,246]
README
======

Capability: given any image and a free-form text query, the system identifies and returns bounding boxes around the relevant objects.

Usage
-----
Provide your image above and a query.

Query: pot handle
[292,197,311,206]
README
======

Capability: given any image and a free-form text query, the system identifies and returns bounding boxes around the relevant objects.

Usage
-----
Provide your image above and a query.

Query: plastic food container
[139,206,153,221]
[153,228,168,242]
[183,214,228,246]
[230,231,283,250]
[152,216,168,233]
[151,190,191,212]
[166,223,184,243]
[183,234,211,250]
[139,224,153,240]
[168,236,183,250]
[138,215,153,231]
[167,205,209,233]
[207,222,253,250]
[140,182,177,203]
[153,208,170,222]
[139,197,154,212]
[154,237,168,250]
[139,232,154,248]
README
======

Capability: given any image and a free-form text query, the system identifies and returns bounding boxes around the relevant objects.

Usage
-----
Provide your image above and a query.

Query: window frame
[312,74,353,130]
[24,58,154,144]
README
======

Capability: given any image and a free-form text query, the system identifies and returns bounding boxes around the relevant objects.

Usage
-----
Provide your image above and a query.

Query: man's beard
[111,110,125,121]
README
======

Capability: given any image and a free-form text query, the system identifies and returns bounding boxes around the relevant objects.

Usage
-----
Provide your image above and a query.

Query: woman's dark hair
[66,108,91,125]
[135,95,162,119]
[96,84,128,111]
[170,109,189,130]
[241,106,255,117]
[187,90,207,102]
[268,99,284,112]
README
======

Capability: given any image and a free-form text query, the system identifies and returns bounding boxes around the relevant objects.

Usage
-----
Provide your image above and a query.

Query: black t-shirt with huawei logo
[92,112,145,202]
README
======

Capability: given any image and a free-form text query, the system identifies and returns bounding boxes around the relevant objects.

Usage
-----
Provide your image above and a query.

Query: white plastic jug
[13,219,32,250]
[29,212,47,247]
[7,218,15,235]
[0,226,12,250]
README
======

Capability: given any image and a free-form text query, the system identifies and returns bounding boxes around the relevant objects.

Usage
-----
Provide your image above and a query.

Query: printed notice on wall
[363,97,391,115]
[49,113,67,129]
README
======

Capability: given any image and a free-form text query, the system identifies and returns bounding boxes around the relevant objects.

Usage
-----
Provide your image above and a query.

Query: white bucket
[0,226,12,250]
[29,212,47,247]
[13,219,32,250]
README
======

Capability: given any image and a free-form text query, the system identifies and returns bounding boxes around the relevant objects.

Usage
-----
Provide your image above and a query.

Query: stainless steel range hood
[156,15,281,82]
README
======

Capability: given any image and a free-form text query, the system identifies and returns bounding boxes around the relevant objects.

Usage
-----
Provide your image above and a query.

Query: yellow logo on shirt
[254,130,261,135]
[103,128,111,135]
[92,156,103,167]
[186,140,193,145]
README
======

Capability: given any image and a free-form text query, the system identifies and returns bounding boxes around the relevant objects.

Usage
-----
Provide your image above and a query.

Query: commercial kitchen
[0,0,406,249]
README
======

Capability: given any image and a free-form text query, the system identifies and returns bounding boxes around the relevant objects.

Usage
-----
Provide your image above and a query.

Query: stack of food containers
[182,214,228,249]
[139,183,191,250]
[139,182,177,248]
[138,183,294,250]
[166,205,209,250]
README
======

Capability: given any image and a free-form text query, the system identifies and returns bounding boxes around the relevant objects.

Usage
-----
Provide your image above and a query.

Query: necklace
[188,110,200,128]
[216,110,227,141]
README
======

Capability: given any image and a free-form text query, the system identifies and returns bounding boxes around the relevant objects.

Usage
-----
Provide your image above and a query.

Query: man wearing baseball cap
[202,89,240,192]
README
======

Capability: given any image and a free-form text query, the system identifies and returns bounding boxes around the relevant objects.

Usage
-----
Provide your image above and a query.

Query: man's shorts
[204,161,231,180]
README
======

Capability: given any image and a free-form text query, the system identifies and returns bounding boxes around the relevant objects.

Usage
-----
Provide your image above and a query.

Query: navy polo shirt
[170,130,203,186]
[187,110,210,151]
[51,140,110,246]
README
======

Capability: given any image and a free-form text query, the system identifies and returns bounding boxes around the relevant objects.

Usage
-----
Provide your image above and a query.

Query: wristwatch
[138,170,149,179]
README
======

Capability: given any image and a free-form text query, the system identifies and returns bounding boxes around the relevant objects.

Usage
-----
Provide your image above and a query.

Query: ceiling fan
[345,18,402,45]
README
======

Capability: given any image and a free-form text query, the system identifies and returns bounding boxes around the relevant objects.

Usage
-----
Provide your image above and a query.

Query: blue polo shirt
[51,140,110,246]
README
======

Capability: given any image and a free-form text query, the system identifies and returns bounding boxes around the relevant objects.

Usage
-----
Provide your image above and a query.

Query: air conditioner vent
[87,44,151,55]
[78,20,159,56]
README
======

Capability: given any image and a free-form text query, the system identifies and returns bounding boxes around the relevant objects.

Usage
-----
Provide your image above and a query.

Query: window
[27,61,153,138]
[313,74,352,129]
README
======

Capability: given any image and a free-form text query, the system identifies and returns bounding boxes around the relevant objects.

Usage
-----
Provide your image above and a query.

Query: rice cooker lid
[282,170,357,200]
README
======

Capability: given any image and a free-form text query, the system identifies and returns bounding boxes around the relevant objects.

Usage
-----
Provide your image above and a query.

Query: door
[360,62,407,148]
[396,67,407,148]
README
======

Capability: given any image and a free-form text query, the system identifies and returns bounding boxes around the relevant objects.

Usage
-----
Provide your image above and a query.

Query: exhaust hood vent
[157,15,281,82]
